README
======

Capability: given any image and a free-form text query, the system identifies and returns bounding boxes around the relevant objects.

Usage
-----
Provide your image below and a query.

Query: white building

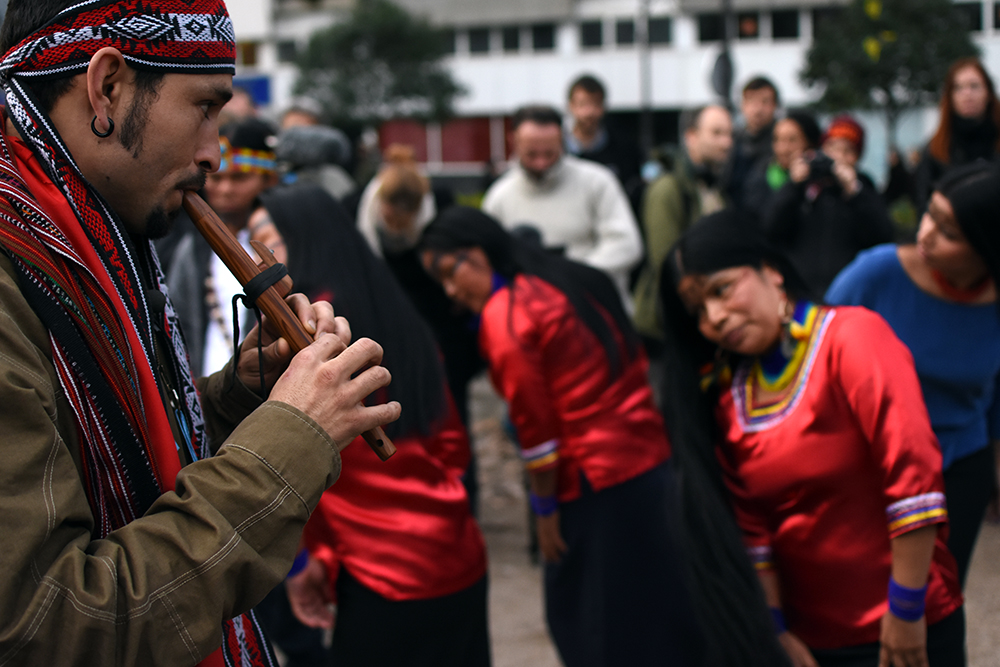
[226,0,1000,181]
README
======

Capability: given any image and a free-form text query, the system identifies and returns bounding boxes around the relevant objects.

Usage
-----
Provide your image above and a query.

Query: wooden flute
[182,191,396,461]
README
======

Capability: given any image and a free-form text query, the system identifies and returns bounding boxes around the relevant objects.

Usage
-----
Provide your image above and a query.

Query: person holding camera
[761,115,894,296]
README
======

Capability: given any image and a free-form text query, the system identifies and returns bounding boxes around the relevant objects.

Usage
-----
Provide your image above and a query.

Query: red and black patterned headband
[0,0,236,80]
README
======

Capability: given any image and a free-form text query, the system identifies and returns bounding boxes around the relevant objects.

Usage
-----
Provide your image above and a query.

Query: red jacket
[479,274,670,501]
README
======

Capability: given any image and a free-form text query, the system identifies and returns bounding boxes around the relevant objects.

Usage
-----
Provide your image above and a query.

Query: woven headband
[0,0,236,80]
[219,137,277,175]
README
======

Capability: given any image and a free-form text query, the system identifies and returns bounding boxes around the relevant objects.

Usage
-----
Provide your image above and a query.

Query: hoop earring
[91,116,114,138]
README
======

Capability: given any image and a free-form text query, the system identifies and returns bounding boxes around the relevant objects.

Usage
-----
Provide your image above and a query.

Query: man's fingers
[325,337,384,373]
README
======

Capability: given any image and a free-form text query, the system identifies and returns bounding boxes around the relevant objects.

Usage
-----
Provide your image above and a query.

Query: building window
[771,10,800,40]
[532,23,556,51]
[277,40,298,63]
[649,17,672,45]
[442,29,456,54]
[469,27,490,53]
[502,26,520,52]
[616,19,635,45]
[237,42,258,67]
[698,13,724,42]
[737,12,759,39]
[955,2,983,31]
[812,7,844,38]
[580,20,603,48]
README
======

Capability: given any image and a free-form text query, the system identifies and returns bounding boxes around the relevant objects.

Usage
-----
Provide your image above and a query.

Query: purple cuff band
[770,607,787,634]
[888,577,928,622]
[287,549,309,578]
[529,492,558,517]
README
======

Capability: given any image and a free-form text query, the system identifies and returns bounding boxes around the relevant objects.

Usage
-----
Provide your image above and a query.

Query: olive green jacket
[0,253,343,666]
[632,157,725,340]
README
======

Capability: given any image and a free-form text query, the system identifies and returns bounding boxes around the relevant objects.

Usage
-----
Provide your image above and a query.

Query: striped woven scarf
[0,2,276,666]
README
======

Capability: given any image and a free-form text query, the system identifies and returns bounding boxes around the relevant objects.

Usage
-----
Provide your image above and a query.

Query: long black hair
[658,209,797,667]
[259,183,447,441]
[421,206,640,378]
[935,161,1000,315]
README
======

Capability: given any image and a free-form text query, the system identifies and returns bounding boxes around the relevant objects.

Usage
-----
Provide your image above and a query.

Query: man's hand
[286,555,335,629]
[789,155,810,183]
[269,333,400,448]
[879,612,928,667]
[236,294,343,394]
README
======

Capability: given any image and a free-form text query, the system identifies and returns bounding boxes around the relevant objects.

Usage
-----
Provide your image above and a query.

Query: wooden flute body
[182,191,396,461]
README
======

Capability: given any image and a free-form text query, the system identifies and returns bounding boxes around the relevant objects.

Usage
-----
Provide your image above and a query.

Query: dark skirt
[811,608,966,667]
[544,462,706,667]
[330,570,491,667]
[943,444,997,587]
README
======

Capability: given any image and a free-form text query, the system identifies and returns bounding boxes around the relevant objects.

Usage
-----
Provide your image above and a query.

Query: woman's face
[677,264,787,357]
[421,247,495,314]
[951,66,990,120]
[917,192,989,279]
[772,119,808,171]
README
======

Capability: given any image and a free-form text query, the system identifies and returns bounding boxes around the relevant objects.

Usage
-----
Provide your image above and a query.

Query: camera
[808,151,835,180]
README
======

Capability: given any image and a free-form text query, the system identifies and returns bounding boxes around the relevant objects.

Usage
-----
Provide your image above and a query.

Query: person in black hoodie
[913,57,1000,214]
[760,114,894,296]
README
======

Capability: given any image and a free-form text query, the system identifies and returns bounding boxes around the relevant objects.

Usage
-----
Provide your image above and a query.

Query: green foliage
[295,0,464,127]
[802,0,978,137]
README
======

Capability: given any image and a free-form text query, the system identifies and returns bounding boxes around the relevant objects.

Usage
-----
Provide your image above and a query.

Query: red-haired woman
[913,58,1000,212]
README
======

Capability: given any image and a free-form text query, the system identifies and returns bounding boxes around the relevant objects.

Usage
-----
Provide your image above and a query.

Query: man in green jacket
[633,104,733,342]
[0,1,399,665]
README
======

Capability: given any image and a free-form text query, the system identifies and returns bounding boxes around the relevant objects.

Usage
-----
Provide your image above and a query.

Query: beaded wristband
[770,607,788,634]
[887,577,928,622]
[287,549,309,578]
[529,492,558,517]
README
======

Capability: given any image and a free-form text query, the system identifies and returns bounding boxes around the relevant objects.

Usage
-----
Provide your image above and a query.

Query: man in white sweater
[483,105,643,308]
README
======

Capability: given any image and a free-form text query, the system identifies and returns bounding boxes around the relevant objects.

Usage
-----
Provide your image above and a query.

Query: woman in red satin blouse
[250,184,490,667]
[659,209,964,667]
[420,207,704,667]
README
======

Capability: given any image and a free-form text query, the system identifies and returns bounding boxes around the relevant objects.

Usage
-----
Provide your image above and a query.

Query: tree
[801,0,978,146]
[295,0,464,129]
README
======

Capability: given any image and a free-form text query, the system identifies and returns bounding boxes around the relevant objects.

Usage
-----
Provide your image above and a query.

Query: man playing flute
[0,1,400,665]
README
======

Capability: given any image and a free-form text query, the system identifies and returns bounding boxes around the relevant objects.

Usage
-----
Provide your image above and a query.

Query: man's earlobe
[91,116,114,138]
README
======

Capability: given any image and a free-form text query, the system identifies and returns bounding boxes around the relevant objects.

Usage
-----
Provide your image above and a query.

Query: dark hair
[421,206,639,378]
[567,74,606,102]
[781,110,822,149]
[511,105,563,131]
[742,76,780,105]
[928,58,1000,164]
[221,117,277,152]
[259,183,447,441]
[0,0,164,113]
[654,209,800,667]
[935,162,1000,312]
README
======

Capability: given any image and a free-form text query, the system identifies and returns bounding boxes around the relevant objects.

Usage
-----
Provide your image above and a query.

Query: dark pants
[811,608,966,667]
[330,570,491,667]
[544,463,706,667]
[944,445,997,587]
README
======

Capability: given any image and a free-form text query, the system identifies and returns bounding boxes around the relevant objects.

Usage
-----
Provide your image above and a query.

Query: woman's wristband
[529,492,558,517]
[287,549,309,578]
[887,577,928,622]
[770,607,788,634]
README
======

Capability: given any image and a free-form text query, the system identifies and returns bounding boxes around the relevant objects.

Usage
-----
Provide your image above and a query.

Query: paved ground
[470,375,1000,667]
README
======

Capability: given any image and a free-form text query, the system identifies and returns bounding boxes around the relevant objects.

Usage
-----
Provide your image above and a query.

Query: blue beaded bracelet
[529,492,558,517]
[887,577,927,622]
[287,549,309,578]
[770,607,788,634]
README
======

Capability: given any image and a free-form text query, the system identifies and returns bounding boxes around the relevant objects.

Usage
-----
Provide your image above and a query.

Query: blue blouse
[827,244,1000,469]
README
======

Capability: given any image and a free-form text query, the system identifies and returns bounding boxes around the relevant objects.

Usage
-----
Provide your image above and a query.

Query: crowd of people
[1,1,999,667]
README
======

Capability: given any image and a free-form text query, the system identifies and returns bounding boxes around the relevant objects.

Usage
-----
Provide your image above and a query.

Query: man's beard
[143,172,206,239]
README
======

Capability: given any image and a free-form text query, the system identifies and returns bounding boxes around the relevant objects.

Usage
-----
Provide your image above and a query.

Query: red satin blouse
[715,305,962,649]
[302,393,487,602]
[479,274,670,501]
